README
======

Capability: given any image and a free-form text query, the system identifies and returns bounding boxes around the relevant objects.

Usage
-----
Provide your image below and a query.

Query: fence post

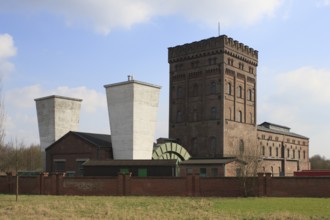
[117,174,124,196]
[193,174,200,196]
[185,174,193,196]
[257,173,265,196]
[264,172,272,196]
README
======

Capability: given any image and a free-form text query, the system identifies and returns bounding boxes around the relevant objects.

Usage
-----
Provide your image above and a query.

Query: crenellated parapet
[168,35,258,66]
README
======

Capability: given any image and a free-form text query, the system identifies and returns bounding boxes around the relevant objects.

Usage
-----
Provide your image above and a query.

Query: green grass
[0,195,329,219]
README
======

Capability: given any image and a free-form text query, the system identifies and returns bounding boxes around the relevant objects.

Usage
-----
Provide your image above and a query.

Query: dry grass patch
[0,195,329,219]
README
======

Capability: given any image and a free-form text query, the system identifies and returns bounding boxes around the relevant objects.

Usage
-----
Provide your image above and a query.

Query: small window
[287,149,290,158]
[269,147,272,157]
[238,111,243,123]
[192,109,198,121]
[298,150,301,159]
[138,168,147,177]
[120,168,129,174]
[211,168,218,177]
[177,86,183,98]
[210,137,216,156]
[227,82,232,95]
[303,150,306,159]
[247,89,252,101]
[54,161,65,172]
[210,107,217,119]
[239,139,244,155]
[200,168,207,177]
[210,81,216,94]
[186,168,193,175]
[238,86,242,98]
[176,111,183,122]
[193,84,199,96]
[276,147,279,157]
[192,138,198,155]
[262,146,265,156]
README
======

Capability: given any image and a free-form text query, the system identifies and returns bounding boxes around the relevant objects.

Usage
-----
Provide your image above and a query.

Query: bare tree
[231,139,262,197]
[0,77,5,145]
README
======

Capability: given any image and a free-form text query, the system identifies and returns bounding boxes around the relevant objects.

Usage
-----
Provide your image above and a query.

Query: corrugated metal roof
[179,158,238,165]
[257,126,308,139]
[83,159,177,167]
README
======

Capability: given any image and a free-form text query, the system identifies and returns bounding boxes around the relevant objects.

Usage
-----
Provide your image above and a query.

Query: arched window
[262,146,265,156]
[248,89,252,101]
[193,84,199,96]
[227,82,232,95]
[191,138,198,155]
[177,86,183,98]
[192,108,198,121]
[211,107,217,119]
[239,139,244,156]
[238,111,243,122]
[176,111,182,123]
[210,137,216,156]
[250,112,253,124]
[238,86,242,98]
[210,81,216,94]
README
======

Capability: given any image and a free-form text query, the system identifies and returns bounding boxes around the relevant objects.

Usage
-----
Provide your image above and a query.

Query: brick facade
[1,172,329,197]
[45,132,112,174]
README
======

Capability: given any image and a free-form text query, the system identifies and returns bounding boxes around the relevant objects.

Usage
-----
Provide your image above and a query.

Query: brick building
[45,131,113,175]
[168,35,309,176]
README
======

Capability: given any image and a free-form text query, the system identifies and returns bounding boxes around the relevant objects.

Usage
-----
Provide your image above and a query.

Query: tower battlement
[168,35,258,64]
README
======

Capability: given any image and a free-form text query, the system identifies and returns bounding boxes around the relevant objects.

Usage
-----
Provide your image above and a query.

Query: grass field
[0,195,330,219]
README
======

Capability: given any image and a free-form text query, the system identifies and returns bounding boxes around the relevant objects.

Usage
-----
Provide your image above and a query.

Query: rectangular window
[276,148,279,157]
[186,168,193,175]
[120,168,129,174]
[211,168,218,177]
[293,150,295,159]
[138,168,147,177]
[54,160,66,172]
[200,168,207,177]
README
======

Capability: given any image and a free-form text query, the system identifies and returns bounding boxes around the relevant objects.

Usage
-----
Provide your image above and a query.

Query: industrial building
[36,35,310,177]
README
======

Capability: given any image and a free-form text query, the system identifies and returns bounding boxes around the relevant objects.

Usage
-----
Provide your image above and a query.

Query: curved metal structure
[152,142,191,162]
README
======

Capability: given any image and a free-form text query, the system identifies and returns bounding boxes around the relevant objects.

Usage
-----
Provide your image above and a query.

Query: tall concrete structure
[35,95,82,151]
[168,35,258,158]
[104,78,161,160]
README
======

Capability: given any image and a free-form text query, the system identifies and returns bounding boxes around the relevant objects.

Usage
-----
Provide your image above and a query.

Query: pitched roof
[83,159,177,167]
[45,131,112,151]
[71,131,112,148]
[257,124,308,140]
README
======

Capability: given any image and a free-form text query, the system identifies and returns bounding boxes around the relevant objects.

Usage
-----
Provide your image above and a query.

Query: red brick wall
[46,134,112,172]
[129,177,187,196]
[1,173,330,197]
[60,177,118,196]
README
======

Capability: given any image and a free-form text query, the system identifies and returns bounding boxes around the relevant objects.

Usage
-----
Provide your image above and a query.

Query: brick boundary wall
[1,172,330,197]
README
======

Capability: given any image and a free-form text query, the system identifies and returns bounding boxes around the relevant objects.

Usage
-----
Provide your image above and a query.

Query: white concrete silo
[104,78,161,160]
[35,95,82,169]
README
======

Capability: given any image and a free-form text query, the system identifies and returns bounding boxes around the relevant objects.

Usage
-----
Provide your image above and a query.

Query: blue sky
[1,0,330,158]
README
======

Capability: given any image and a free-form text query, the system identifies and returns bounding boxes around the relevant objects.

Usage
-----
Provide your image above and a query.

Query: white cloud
[4,84,109,144]
[258,66,330,157]
[0,0,284,35]
[0,33,17,78]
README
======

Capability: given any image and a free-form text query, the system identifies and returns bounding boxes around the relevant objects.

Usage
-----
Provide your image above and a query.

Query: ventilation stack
[104,78,161,159]
[35,95,82,169]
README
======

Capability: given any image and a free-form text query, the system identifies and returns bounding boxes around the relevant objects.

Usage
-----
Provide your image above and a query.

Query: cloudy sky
[1,0,330,158]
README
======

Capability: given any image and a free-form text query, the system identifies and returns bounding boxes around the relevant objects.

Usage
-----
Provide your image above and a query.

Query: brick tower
[168,35,258,158]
